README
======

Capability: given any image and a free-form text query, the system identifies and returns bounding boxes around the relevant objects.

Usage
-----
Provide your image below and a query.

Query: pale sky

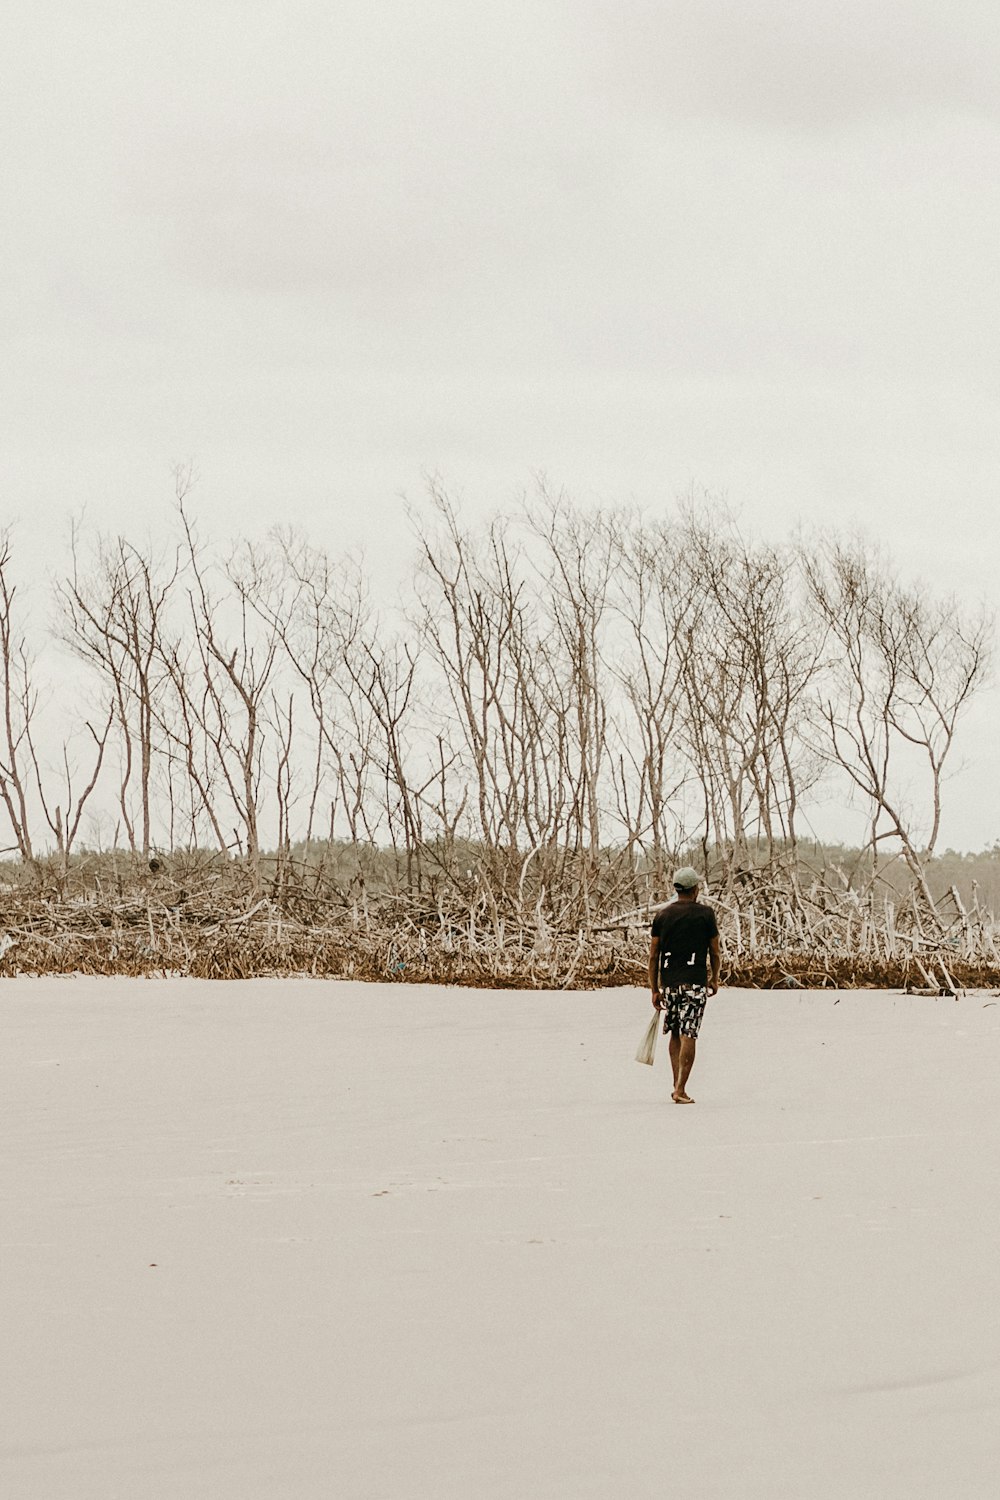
[4,0,998,847]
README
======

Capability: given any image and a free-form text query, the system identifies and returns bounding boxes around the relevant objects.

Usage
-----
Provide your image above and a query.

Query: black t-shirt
[651,899,719,986]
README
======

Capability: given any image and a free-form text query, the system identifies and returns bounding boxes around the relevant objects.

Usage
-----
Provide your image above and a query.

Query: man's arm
[649,936,662,1008]
[708,934,721,996]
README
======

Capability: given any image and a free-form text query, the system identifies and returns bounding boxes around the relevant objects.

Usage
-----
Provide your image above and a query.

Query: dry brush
[0,488,993,988]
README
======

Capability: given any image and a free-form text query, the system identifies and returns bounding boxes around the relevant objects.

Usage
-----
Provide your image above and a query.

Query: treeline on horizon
[0,478,995,982]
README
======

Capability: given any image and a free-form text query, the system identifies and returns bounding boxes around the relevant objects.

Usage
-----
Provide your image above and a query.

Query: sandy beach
[2,977,998,1498]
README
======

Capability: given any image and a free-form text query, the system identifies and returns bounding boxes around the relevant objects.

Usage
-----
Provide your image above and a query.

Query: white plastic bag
[635,1008,660,1065]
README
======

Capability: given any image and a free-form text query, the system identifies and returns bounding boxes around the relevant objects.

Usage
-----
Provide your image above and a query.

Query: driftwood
[0,857,998,990]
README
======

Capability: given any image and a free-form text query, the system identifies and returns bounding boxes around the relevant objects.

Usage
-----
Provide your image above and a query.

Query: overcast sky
[4,1,998,846]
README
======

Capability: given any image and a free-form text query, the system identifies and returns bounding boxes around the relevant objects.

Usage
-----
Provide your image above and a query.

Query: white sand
[2,978,998,1499]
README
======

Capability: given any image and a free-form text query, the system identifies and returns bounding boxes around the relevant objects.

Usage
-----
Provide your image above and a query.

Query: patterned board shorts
[661,984,708,1039]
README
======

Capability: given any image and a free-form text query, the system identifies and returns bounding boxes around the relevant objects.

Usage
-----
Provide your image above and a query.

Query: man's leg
[672,1034,697,1102]
[668,1028,681,1089]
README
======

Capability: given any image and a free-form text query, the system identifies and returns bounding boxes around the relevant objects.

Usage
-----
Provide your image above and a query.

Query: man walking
[649,867,720,1103]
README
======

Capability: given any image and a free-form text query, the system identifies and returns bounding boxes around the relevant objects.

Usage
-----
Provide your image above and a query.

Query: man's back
[651,899,719,986]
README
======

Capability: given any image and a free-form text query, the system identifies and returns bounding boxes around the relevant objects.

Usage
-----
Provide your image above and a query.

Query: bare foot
[672,1089,695,1104]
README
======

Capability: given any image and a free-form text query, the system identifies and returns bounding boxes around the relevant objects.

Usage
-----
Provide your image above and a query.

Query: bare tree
[524,488,617,922]
[26,705,115,881]
[604,513,697,886]
[0,530,114,875]
[674,508,822,891]
[801,535,991,900]
[165,503,285,887]
[253,529,372,851]
[341,631,424,885]
[0,533,38,861]
[151,628,226,855]
[413,486,572,911]
[56,521,181,856]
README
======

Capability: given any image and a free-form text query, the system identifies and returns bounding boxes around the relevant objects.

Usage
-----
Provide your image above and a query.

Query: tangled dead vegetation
[1,856,998,993]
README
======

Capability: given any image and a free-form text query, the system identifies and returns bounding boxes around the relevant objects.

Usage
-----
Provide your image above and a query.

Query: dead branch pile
[0,892,640,987]
[1,858,999,991]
